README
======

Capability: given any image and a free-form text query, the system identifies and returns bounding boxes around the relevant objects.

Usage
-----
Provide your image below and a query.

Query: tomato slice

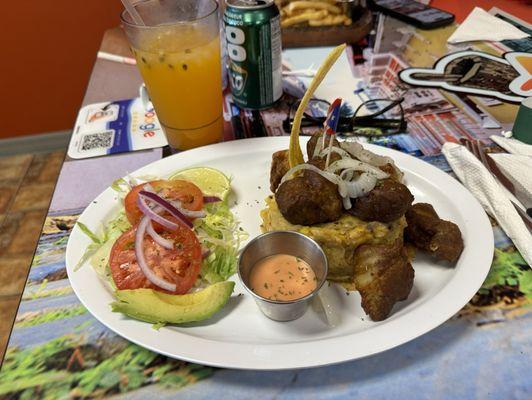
[124,180,204,225]
[109,222,202,294]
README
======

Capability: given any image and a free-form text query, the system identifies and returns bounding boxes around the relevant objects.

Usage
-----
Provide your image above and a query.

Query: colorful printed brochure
[68,98,168,159]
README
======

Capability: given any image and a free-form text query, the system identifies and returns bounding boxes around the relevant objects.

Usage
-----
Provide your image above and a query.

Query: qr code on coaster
[79,130,114,151]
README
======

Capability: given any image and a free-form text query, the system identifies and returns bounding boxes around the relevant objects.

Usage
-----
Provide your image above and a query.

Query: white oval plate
[66,137,493,370]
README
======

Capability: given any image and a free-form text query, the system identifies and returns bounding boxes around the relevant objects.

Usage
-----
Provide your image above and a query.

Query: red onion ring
[143,184,206,218]
[169,199,207,219]
[137,196,181,231]
[202,247,211,259]
[135,216,177,291]
[203,196,222,203]
[146,220,174,249]
[138,191,193,229]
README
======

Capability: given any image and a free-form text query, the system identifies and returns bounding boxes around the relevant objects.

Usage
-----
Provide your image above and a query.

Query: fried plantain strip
[288,43,347,168]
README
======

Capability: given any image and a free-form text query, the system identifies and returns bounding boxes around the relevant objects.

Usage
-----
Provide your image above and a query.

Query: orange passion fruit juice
[132,28,223,150]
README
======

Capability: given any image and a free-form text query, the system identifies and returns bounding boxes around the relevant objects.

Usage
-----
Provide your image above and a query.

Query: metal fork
[460,138,532,231]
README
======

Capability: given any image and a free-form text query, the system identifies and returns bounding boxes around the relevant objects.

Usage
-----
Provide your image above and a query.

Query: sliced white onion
[345,172,377,198]
[318,146,351,160]
[327,158,389,179]
[146,221,174,249]
[342,196,352,210]
[313,136,324,159]
[312,133,335,159]
[341,169,354,181]
[313,284,341,327]
[135,216,177,292]
[280,163,347,197]
[339,142,386,166]
[340,141,404,181]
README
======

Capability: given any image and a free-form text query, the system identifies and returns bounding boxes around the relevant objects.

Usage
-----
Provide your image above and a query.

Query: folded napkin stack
[447,7,530,44]
[442,140,532,267]
[491,135,532,157]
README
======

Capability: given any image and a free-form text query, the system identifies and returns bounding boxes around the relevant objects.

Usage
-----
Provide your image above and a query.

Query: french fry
[308,15,333,26]
[287,1,342,15]
[281,0,350,28]
[282,7,318,17]
[281,9,329,28]
[289,43,347,168]
[308,14,352,26]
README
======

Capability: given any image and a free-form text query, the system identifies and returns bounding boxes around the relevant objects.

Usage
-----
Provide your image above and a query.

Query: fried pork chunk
[379,162,403,182]
[275,169,343,225]
[269,136,342,193]
[348,179,414,223]
[353,240,414,321]
[405,203,464,263]
[270,149,291,193]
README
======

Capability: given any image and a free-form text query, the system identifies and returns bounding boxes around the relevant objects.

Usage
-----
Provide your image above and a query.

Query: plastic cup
[121,0,223,150]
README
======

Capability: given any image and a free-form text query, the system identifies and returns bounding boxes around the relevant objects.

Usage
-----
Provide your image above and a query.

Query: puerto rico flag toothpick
[324,98,342,168]
[324,98,342,135]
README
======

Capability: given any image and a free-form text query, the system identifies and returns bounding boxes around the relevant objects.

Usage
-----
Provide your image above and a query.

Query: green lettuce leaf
[194,202,247,284]
[75,212,131,278]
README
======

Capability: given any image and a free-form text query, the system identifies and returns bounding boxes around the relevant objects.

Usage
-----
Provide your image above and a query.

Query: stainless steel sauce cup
[238,231,328,322]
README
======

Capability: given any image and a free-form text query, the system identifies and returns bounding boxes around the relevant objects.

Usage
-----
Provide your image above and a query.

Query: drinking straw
[97,51,137,65]
[121,0,145,25]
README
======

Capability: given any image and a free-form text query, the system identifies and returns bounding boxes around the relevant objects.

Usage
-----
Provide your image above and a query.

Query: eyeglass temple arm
[354,118,405,128]
[353,97,405,120]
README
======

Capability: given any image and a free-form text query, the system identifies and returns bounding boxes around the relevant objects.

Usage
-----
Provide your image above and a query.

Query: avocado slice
[111,281,235,324]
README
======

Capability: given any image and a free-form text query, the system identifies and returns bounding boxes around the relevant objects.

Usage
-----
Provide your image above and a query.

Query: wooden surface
[282,8,373,48]
[0,151,65,361]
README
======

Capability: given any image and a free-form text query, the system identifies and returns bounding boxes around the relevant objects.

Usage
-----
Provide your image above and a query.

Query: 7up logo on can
[223,0,283,110]
[225,26,248,96]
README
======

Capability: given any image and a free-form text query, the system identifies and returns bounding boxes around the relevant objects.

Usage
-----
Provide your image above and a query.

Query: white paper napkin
[489,153,532,209]
[490,135,532,157]
[447,7,530,44]
[442,142,531,267]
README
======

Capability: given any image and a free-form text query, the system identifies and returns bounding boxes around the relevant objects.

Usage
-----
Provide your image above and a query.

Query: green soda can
[223,0,283,109]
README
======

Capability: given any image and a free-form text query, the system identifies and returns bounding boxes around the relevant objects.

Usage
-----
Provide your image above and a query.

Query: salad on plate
[76,167,246,326]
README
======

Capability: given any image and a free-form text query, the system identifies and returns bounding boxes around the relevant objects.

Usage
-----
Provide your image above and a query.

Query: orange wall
[1,1,530,140]
[0,1,124,139]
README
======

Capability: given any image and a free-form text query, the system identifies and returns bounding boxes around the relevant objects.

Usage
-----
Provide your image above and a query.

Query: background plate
[65,137,493,370]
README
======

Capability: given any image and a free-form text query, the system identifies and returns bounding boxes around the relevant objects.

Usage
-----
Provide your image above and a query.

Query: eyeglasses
[282,97,407,137]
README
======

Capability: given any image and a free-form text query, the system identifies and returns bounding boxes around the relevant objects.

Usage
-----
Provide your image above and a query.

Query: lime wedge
[169,167,231,200]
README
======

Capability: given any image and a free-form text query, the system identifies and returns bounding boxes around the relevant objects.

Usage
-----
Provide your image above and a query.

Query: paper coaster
[68,98,168,159]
